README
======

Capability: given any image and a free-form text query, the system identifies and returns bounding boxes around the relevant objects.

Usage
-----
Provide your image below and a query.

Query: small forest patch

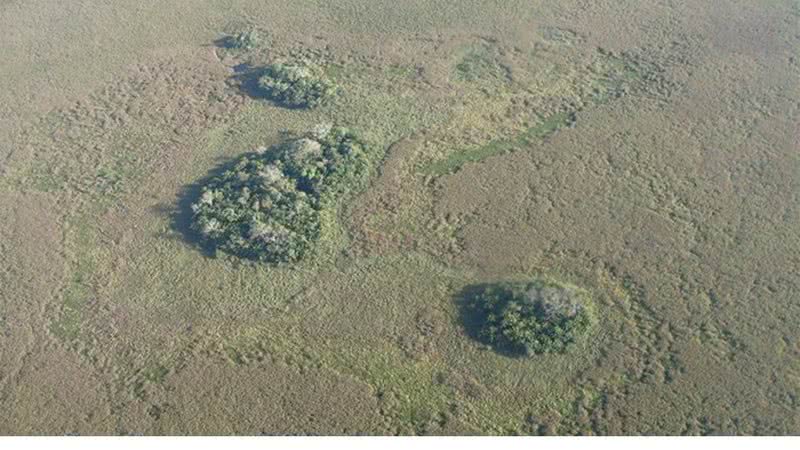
[257,62,337,109]
[459,279,595,356]
[190,125,369,264]
[223,29,263,51]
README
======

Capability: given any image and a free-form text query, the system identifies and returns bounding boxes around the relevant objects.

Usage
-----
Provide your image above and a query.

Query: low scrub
[191,126,368,263]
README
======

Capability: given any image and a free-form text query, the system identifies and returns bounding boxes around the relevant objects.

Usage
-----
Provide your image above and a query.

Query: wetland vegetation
[1,0,798,437]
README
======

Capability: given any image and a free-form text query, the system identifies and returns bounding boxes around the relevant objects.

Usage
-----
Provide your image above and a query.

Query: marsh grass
[422,111,575,176]
[5,10,731,434]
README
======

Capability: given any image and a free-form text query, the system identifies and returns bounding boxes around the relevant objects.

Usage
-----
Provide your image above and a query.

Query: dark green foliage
[466,280,594,356]
[257,63,337,108]
[190,126,368,264]
[273,125,369,199]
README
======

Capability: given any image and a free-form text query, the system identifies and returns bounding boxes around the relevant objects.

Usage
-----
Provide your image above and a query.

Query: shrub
[226,30,262,50]
[190,126,368,264]
[467,280,594,356]
[453,50,508,82]
[257,63,337,108]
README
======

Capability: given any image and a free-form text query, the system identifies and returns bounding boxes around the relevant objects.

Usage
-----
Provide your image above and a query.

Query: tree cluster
[191,126,368,263]
[257,63,337,109]
[225,30,262,50]
[468,280,593,356]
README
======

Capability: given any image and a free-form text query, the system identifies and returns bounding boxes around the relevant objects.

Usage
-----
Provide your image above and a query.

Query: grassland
[1,0,799,436]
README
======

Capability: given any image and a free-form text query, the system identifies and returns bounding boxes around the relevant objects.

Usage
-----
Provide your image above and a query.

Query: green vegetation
[7,0,791,434]
[257,63,337,109]
[421,48,660,177]
[452,41,510,84]
[49,213,100,347]
[588,53,644,104]
[190,125,369,263]
[465,280,594,356]
[225,29,262,50]
[454,52,507,82]
[423,111,575,175]
[541,27,584,46]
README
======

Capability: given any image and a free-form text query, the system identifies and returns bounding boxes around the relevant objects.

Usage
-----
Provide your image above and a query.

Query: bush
[226,30,262,50]
[190,126,368,264]
[257,63,337,108]
[466,280,593,356]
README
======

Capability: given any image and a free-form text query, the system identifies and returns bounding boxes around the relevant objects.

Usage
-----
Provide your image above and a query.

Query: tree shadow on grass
[212,36,242,51]
[211,36,313,109]
[209,37,268,101]
[164,153,261,259]
[229,64,269,101]
[166,160,226,258]
[225,63,309,110]
[454,283,527,359]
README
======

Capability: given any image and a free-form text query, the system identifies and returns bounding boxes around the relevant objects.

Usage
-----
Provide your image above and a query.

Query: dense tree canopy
[467,280,594,356]
[191,126,368,263]
[257,63,337,109]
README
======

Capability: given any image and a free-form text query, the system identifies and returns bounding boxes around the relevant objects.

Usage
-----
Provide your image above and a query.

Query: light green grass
[422,112,573,176]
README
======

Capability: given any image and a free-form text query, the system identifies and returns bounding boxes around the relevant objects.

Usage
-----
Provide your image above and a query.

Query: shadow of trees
[229,64,269,101]
[454,283,526,358]
[167,152,262,259]
[222,62,311,110]
[210,35,268,101]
